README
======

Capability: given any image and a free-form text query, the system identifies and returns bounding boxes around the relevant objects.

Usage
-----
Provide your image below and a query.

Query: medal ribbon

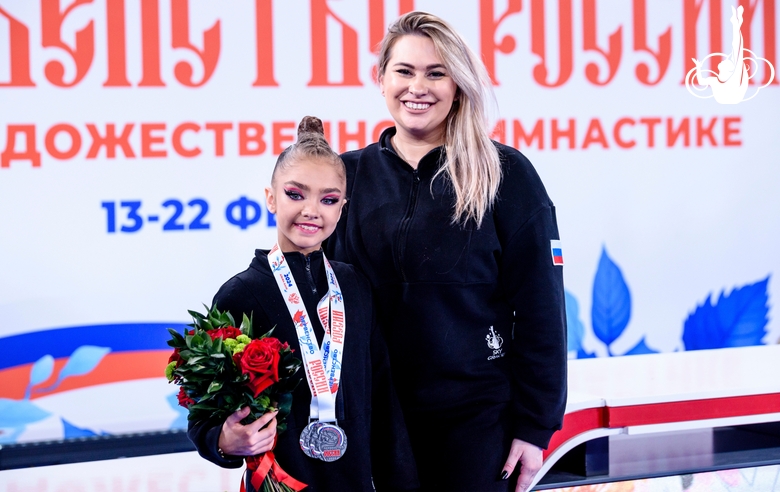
[268,244,345,423]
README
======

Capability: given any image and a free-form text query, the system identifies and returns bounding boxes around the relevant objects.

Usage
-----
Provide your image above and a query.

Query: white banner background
[0,0,778,441]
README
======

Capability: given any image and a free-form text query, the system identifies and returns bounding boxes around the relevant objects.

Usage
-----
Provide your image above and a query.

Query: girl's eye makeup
[284,189,303,200]
[321,195,341,205]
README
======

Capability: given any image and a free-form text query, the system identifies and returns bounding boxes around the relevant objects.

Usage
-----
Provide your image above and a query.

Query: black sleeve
[187,415,244,469]
[186,276,261,468]
[495,146,567,449]
[363,275,420,491]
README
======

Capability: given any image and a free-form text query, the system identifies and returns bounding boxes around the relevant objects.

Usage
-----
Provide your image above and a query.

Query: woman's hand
[501,438,543,492]
[217,406,278,456]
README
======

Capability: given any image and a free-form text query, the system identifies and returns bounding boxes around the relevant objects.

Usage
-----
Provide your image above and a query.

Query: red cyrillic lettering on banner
[633,0,671,85]
[372,120,394,142]
[139,0,164,86]
[172,123,201,157]
[583,0,622,85]
[272,122,296,155]
[338,121,366,153]
[205,123,233,156]
[551,119,575,149]
[667,118,690,147]
[104,0,130,87]
[682,0,722,84]
[479,0,522,85]
[141,123,167,158]
[0,7,35,87]
[696,117,717,147]
[368,0,415,53]
[41,0,94,87]
[86,123,135,158]
[171,0,221,87]
[253,0,278,86]
[239,123,267,156]
[723,117,741,146]
[491,120,507,144]
[514,119,544,150]
[308,0,361,86]
[531,0,573,87]
[367,0,415,81]
[2,126,41,168]
[582,118,609,149]
[45,124,81,159]
[639,117,661,147]
[739,0,777,85]
[613,118,636,148]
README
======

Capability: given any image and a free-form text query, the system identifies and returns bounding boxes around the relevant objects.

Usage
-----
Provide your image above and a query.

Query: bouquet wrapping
[166,305,305,492]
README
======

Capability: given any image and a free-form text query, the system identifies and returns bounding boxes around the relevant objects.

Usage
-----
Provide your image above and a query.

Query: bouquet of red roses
[165,305,305,492]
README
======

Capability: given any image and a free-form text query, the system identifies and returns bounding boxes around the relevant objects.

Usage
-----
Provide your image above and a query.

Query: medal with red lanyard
[268,244,347,462]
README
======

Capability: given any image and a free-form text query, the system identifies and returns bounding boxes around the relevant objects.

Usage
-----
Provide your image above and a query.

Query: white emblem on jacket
[486,326,505,360]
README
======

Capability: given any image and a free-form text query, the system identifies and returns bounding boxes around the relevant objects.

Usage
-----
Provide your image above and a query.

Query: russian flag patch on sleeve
[550,240,564,266]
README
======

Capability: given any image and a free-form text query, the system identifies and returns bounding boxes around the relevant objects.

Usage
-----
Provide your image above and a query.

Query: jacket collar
[379,127,446,177]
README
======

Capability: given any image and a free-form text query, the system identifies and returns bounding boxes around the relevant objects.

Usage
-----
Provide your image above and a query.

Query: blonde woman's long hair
[378,11,501,227]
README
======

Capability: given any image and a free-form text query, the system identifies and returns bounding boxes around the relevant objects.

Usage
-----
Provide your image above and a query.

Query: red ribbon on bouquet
[240,452,307,492]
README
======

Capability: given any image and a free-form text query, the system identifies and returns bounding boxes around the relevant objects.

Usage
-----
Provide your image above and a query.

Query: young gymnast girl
[187,117,418,492]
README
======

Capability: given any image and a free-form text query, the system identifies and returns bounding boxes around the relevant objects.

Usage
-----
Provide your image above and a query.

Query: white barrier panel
[0,0,777,443]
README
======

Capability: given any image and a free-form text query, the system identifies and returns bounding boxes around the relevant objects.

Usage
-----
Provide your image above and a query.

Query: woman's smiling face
[379,34,458,144]
[265,158,346,255]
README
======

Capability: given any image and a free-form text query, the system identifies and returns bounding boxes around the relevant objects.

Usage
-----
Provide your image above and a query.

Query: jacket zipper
[396,169,420,282]
[304,255,317,295]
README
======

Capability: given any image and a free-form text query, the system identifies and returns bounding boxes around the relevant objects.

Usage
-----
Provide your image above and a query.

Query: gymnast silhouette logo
[486,326,505,360]
[685,5,775,104]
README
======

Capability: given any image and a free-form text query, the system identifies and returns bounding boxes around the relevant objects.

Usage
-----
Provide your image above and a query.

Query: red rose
[177,387,195,408]
[168,348,183,367]
[234,338,282,397]
[208,326,242,341]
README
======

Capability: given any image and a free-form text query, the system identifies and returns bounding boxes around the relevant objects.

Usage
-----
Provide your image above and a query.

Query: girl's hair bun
[297,116,325,138]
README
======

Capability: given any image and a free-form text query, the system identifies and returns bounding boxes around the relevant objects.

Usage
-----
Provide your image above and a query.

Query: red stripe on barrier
[607,393,780,427]
[544,407,608,458]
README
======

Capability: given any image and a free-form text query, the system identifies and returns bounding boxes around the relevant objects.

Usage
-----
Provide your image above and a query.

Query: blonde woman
[326,11,567,492]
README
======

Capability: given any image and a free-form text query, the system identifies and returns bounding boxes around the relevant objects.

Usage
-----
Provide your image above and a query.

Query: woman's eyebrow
[393,62,447,70]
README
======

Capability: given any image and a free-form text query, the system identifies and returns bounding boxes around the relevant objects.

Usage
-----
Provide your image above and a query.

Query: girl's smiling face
[265,158,346,255]
[379,34,458,144]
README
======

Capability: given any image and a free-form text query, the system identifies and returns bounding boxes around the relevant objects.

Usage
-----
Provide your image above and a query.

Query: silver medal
[310,422,348,462]
[299,422,318,458]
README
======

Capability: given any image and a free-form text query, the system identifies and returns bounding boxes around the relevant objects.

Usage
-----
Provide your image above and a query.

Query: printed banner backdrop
[0,0,778,444]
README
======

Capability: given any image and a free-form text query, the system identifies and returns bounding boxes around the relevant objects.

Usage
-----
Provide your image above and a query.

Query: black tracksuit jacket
[187,250,419,492]
[325,128,567,490]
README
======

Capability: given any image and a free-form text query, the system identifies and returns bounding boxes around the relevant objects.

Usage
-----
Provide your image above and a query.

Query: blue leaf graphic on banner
[62,418,107,438]
[623,337,659,356]
[36,346,111,393]
[166,392,189,431]
[565,291,596,358]
[591,247,631,351]
[0,398,50,427]
[25,354,56,399]
[565,291,584,354]
[683,276,770,351]
[30,355,55,386]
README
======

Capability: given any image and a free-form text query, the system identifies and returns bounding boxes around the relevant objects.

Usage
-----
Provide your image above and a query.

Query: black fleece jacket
[326,128,567,450]
[187,250,419,492]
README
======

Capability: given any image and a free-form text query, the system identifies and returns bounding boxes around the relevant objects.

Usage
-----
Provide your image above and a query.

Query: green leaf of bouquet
[207,381,223,394]
[259,325,277,340]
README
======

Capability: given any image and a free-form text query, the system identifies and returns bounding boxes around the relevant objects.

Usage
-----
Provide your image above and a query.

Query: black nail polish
[500,471,509,480]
